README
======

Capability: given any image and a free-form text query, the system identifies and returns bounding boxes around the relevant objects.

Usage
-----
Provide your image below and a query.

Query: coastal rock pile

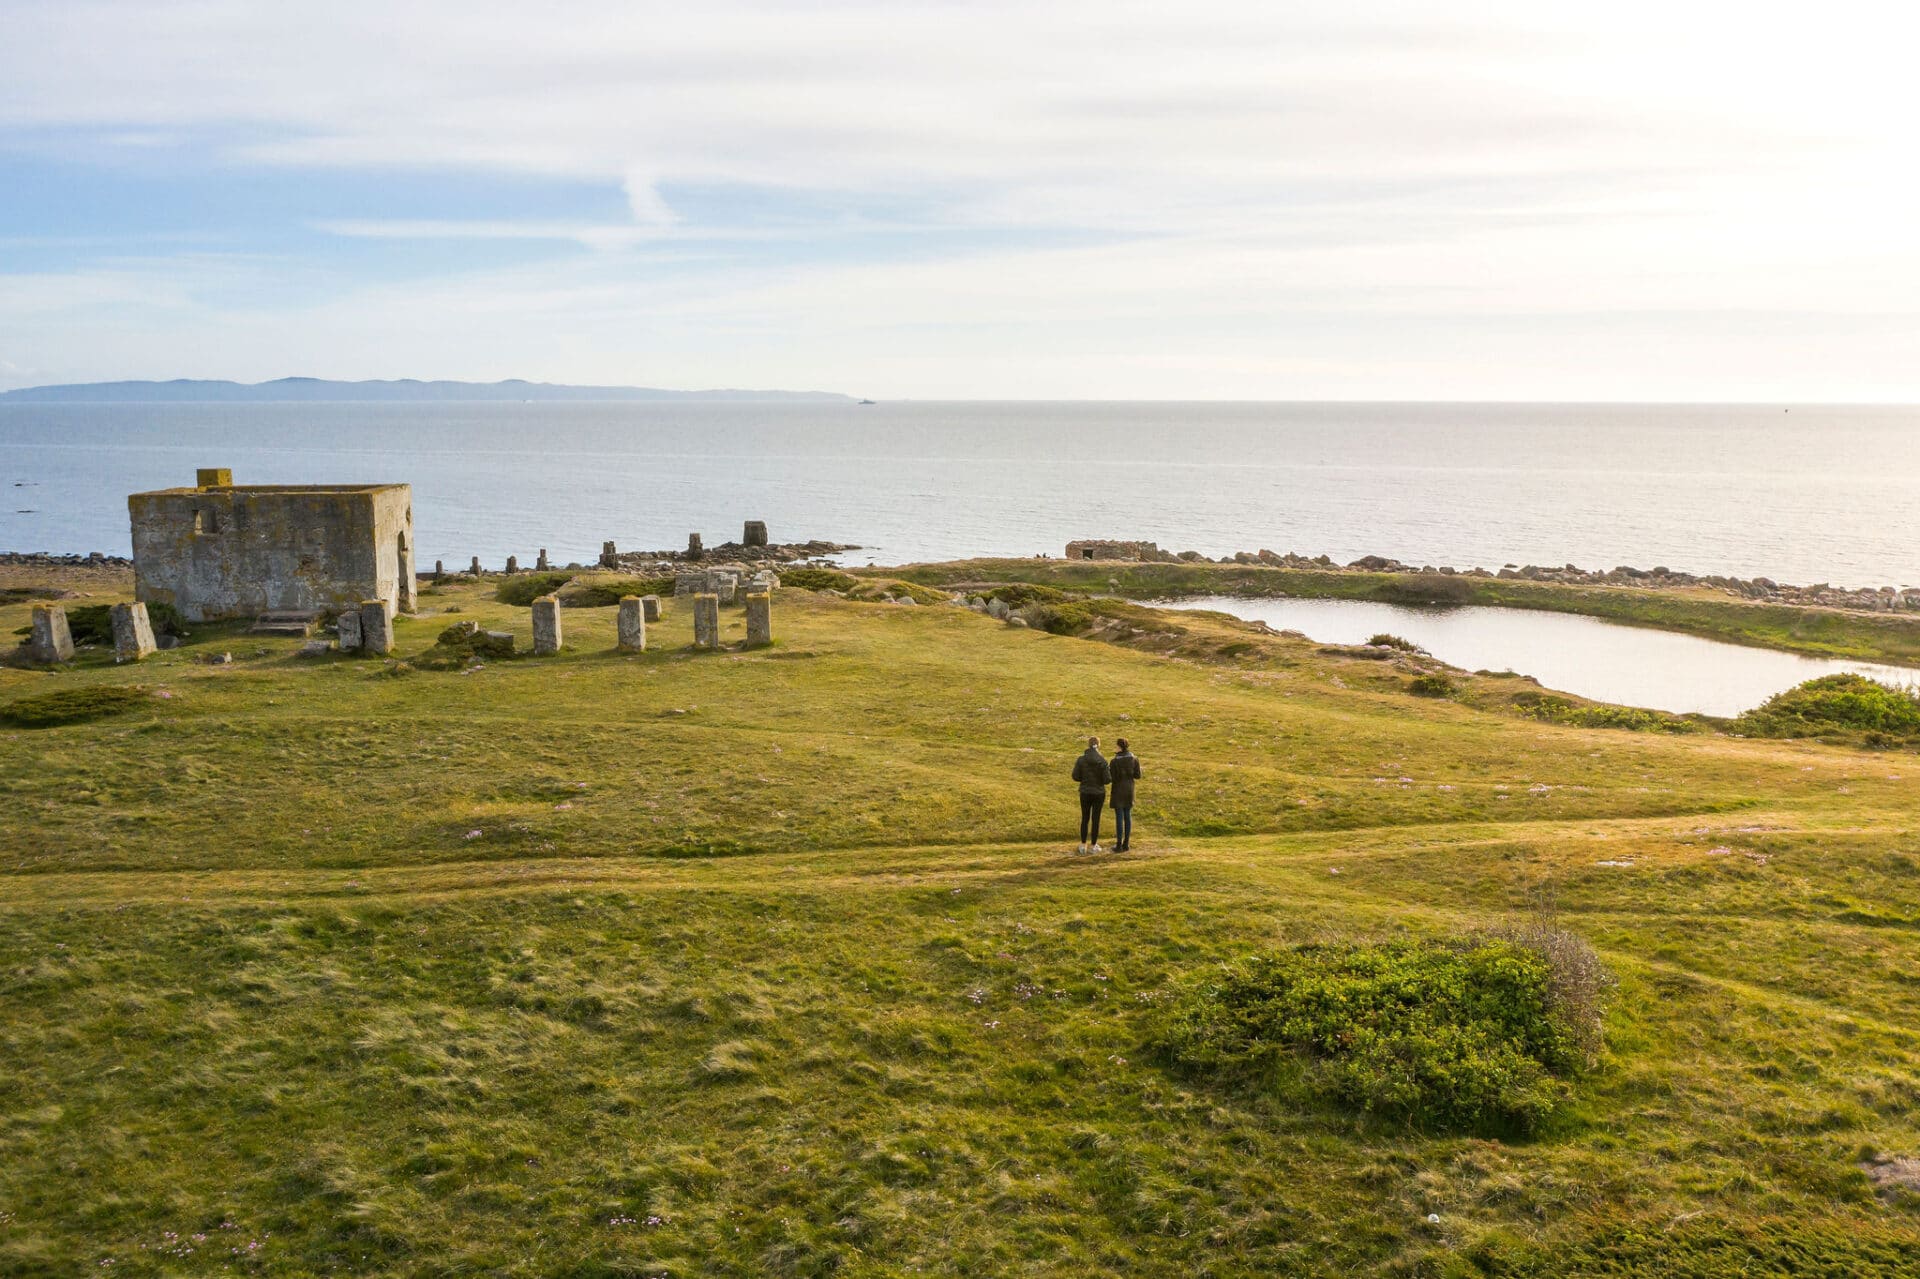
[0,550,130,568]
[611,539,856,570]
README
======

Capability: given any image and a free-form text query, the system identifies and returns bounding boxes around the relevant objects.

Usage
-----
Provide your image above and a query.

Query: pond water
[1156,596,1920,717]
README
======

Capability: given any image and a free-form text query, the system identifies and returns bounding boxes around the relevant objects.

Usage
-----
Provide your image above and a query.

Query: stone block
[743,520,768,547]
[713,573,738,605]
[675,570,705,596]
[687,532,704,560]
[692,593,721,649]
[27,604,75,663]
[641,594,662,623]
[617,595,647,652]
[111,601,156,663]
[601,540,619,568]
[745,592,773,647]
[470,556,483,576]
[359,598,395,655]
[433,560,445,581]
[299,639,332,658]
[532,594,563,654]
[336,607,363,650]
[195,467,232,488]
[506,555,519,575]
[536,549,550,571]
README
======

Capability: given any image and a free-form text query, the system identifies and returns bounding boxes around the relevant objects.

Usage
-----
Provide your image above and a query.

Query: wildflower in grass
[465,829,483,840]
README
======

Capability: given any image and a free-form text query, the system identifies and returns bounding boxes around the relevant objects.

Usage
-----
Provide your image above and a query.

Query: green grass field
[4,571,1920,1276]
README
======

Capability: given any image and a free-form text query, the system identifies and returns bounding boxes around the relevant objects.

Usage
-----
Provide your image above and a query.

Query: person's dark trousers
[1079,794,1104,846]
[1114,806,1132,850]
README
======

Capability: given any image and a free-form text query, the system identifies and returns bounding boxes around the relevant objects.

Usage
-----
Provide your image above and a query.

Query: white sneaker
[1076,843,1087,854]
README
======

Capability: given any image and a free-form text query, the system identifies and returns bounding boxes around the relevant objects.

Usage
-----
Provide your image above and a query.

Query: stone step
[250,610,320,636]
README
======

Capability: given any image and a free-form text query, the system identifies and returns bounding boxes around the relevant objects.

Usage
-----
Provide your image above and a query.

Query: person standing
[1109,738,1141,851]
[1071,736,1111,853]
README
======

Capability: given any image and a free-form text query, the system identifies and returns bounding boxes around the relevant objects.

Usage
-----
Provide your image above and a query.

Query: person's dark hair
[1087,736,1099,748]
[1117,737,1129,751]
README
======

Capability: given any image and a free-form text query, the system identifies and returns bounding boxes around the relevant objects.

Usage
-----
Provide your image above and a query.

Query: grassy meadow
[4,569,1920,1276]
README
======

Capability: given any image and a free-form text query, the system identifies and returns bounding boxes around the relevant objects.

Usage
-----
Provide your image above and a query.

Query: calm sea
[2,401,1915,587]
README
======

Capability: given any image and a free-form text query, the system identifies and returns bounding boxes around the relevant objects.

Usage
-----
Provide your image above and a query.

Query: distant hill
[0,377,855,404]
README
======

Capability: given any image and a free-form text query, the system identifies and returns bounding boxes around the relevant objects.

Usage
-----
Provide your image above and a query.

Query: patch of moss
[556,575,675,607]
[0,685,151,728]
[778,567,857,593]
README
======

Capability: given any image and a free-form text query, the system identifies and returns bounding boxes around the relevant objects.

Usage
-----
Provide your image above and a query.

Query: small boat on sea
[858,398,876,405]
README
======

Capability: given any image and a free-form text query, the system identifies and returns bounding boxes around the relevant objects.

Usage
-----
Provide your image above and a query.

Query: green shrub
[1367,632,1425,653]
[1736,674,1920,739]
[557,575,674,607]
[0,685,151,728]
[495,573,575,607]
[1158,936,1609,1133]
[987,583,1073,607]
[779,567,857,593]
[1512,691,1695,733]
[1023,602,1095,635]
[1409,673,1455,698]
[58,602,183,646]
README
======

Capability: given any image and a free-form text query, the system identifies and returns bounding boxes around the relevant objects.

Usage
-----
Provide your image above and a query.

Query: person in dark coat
[1071,736,1111,853]
[1109,738,1142,851]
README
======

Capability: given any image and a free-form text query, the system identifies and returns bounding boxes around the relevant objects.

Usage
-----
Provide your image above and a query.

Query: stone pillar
[745,592,773,647]
[686,532,704,560]
[536,549,550,571]
[505,555,519,575]
[433,560,445,582]
[195,467,232,488]
[337,606,363,651]
[641,594,662,623]
[617,595,647,652]
[600,541,619,569]
[111,602,156,663]
[692,593,720,649]
[743,520,768,547]
[359,598,395,655]
[470,556,483,576]
[532,595,563,654]
[27,604,75,663]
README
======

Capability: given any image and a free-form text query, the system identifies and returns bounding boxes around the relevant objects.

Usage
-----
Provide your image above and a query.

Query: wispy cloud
[3,1,1919,395]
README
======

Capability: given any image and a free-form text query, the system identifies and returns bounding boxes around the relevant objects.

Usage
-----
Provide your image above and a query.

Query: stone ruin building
[1064,539,1166,562]
[128,468,416,623]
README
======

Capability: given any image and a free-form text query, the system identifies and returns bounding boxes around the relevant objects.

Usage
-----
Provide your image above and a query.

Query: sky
[2,0,1919,399]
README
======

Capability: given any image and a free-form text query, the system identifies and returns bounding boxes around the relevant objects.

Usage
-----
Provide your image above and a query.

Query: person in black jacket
[1071,736,1110,853]
[1109,738,1141,851]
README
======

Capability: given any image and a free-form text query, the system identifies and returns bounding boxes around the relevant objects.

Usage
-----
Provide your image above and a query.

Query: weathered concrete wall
[532,595,563,654]
[692,593,720,649]
[129,475,414,622]
[616,595,647,652]
[744,592,772,647]
[111,602,155,663]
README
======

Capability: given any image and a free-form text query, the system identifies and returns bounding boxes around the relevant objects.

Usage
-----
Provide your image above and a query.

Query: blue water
[2,401,1916,588]
[1161,596,1918,717]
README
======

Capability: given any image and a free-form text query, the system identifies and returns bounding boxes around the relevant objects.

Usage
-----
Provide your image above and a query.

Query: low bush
[1736,674,1920,740]
[1409,673,1455,697]
[1158,934,1610,1134]
[1512,691,1695,733]
[557,575,674,607]
[779,567,857,593]
[495,573,576,606]
[1020,601,1096,635]
[987,582,1073,607]
[1374,573,1475,605]
[0,685,151,728]
[1367,632,1425,653]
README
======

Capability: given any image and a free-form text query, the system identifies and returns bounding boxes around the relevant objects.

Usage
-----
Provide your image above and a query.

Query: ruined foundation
[111,602,156,663]
[692,593,721,649]
[532,595,563,654]
[27,604,75,663]
[601,541,619,569]
[616,595,647,652]
[745,592,773,647]
[743,520,768,547]
[359,598,395,655]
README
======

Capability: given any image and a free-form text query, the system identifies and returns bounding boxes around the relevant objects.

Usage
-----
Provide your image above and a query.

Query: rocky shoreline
[1177,549,1920,614]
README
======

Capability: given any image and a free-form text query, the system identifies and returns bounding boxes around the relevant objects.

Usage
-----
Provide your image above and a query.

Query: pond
[1155,596,1920,717]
